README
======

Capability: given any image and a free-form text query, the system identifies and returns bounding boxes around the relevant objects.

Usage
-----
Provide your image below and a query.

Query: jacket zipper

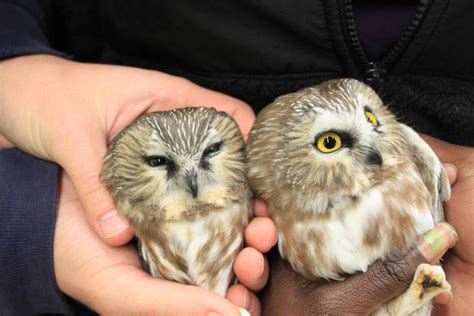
[341,0,431,92]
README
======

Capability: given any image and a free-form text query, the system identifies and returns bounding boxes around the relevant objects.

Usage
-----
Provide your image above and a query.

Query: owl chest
[140,201,249,294]
[163,203,246,259]
[277,177,434,280]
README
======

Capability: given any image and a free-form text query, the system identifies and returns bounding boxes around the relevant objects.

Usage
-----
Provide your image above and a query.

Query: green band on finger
[422,230,443,255]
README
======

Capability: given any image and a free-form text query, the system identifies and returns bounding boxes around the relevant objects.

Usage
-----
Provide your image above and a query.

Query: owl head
[247,79,408,210]
[102,107,247,223]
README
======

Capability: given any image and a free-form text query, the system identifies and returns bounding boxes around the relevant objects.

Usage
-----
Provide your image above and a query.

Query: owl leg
[372,263,451,316]
[194,262,250,316]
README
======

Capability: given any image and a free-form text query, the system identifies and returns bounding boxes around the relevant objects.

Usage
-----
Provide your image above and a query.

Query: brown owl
[101,107,252,302]
[246,79,452,315]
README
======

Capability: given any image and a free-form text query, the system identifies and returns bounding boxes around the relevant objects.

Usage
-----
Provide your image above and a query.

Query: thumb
[91,270,243,315]
[227,283,261,316]
[309,223,458,315]
[148,76,256,140]
[0,133,14,148]
[421,134,471,164]
[63,140,134,246]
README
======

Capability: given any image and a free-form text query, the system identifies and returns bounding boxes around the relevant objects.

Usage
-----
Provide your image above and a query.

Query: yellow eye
[316,132,342,153]
[365,111,379,126]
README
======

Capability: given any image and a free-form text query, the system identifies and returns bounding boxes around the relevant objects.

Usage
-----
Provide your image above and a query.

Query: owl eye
[144,155,169,167]
[203,141,223,158]
[365,111,379,126]
[316,132,342,153]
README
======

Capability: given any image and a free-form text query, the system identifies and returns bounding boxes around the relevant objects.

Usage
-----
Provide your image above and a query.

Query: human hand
[422,135,474,316]
[229,200,278,315]
[0,132,13,148]
[0,54,255,247]
[256,160,459,315]
[260,221,457,315]
[0,54,275,313]
[55,172,274,314]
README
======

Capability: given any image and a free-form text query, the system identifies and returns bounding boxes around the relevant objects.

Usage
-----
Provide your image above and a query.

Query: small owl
[246,79,451,315]
[101,107,252,298]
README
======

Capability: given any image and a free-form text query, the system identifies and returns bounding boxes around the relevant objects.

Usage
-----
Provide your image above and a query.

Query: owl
[246,79,452,315]
[101,107,252,299]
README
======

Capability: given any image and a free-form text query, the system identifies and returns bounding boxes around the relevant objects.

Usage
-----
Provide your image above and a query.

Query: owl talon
[414,263,450,304]
[374,264,451,315]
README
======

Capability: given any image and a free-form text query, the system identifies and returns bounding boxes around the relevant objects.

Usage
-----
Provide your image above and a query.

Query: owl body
[102,107,252,297]
[247,79,451,314]
[274,158,434,280]
[136,200,249,296]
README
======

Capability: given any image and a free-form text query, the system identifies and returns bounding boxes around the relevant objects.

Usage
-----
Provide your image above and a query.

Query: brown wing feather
[399,124,451,224]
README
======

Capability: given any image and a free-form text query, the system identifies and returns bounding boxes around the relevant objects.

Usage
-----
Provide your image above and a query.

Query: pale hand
[0,54,255,246]
[0,55,278,314]
[55,172,246,314]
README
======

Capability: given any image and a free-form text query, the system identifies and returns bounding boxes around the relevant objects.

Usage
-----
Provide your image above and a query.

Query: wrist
[0,54,74,158]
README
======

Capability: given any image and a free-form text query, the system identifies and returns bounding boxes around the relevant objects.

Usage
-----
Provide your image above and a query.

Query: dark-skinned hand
[260,223,456,315]
[258,140,463,315]
[422,135,474,316]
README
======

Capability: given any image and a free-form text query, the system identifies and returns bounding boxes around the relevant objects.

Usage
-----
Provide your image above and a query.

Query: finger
[433,291,453,305]
[443,163,458,185]
[307,223,458,315]
[182,80,256,140]
[421,134,470,163]
[0,133,14,148]
[150,76,256,139]
[227,283,261,316]
[89,269,242,315]
[416,222,458,263]
[254,199,269,217]
[234,247,269,291]
[63,141,134,246]
[245,217,278,252]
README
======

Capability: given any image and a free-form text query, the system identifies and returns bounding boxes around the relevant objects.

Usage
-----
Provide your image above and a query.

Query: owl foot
[372,264,451,316]
[413,263,450,306]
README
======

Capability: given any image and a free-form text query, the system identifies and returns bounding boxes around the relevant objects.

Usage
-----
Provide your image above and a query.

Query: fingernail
[271,236,278,248]
[438,222,458,248]
[243,288,253,311]
[254,199,267,217]
[444,163,458,175]
[434,291,453,305]
[258,253,266,278]
[99,209,130,238]
[207,313,222,316]
[417,223,457,262]
[447,291,454,304]
[450,230,459,248]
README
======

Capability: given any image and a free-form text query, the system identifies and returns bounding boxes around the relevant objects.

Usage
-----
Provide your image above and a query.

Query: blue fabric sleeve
[0,0,68,59]
[0,149,70,315]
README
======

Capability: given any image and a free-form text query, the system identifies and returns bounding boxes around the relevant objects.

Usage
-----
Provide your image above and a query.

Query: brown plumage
[101,107,252,297]
[246,79,451,315]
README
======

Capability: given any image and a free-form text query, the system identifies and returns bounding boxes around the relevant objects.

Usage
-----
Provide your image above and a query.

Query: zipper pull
[364,62,387,93]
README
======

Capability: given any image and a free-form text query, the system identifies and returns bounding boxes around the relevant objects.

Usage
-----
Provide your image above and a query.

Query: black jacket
[42,0,474,145]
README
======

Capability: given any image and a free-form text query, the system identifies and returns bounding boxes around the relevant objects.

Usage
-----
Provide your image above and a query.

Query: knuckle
[172,76,193,89]
[379,259,407,284]
[306,290,330,314]
[379,252,419,285]
[179,76,193,86]
[306,290,358,316]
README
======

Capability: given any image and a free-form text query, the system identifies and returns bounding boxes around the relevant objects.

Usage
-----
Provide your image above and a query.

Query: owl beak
[366,147,383,166]
[185,170,199,198]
